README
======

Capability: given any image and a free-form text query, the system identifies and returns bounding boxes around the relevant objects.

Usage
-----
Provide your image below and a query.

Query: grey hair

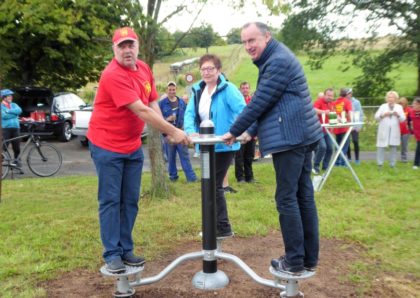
[242,22,271,35]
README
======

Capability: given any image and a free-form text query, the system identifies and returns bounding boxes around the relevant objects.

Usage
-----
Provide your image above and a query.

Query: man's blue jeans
[167,143,197,182]
[272,142,319,270]
[335,133,350,166]
[313,133,333,171]
[89,142,144,263]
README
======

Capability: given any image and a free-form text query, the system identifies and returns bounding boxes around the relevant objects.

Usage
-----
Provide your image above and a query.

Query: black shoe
[216,229,234,238]
[271,256,304,275]
[237,179,246,183]
[246,178,255,183]
[122,253,146,267]
[106,258,126,274]
[224,186,237,193]
[304,265,317,272]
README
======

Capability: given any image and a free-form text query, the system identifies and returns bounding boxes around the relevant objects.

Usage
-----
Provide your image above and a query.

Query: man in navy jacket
[223,22,323,275]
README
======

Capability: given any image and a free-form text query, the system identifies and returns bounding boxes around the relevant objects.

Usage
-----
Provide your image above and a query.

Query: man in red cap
[87,27,191,274]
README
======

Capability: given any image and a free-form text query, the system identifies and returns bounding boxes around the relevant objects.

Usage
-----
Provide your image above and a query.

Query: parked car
[72,107,148,146]
[13,86,87,142]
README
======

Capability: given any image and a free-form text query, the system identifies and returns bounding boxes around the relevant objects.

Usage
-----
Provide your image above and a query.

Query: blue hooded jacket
[1,102,22,129]
[184,74,246,152]
[229,39,322,156]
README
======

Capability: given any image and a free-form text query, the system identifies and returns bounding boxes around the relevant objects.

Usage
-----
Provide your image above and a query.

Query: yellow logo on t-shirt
[144,81,152,98]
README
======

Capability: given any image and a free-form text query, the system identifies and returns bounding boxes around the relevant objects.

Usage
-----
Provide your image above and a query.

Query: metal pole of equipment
[192,119,229,289]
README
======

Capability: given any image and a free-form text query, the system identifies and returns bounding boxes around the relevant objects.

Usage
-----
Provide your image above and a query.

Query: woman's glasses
[200,66,216,73]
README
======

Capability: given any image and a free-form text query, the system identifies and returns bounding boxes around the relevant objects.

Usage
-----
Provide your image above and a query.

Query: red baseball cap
[112,27,138,45]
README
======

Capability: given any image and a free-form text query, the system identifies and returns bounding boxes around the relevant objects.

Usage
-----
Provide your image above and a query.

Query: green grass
[1,161,419,296]
[229,49,417,100]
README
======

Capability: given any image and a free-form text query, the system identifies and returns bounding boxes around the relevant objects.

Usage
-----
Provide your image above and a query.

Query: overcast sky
[161,2,285,37]
[159,1,398,39]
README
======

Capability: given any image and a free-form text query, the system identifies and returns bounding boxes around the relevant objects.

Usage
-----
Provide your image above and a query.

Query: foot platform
[100,265,144,298]
[270,266,316,298]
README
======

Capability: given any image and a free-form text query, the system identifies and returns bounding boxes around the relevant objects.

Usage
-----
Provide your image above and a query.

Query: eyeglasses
[200,66,216,73]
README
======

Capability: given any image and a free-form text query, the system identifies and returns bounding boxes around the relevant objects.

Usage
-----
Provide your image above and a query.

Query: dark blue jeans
[166,142,197,182]
[272,142,319,270]
[313,133,332,171]
[89,142,144,263]
[415,141,420,166]
[335,133,350,166]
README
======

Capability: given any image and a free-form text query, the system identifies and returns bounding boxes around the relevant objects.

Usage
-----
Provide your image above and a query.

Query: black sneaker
[122,253,146,266]
[106,258,126,274]
[304,265,317,272]
[224,186,237,193]
[271,256,304,275]
[216,229,234,238]
[237,179,246,183]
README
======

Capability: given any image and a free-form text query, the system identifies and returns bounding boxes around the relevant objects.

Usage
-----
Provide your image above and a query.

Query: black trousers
[3,128,21,159]
[347,130,360,161]
[215,151,235,233]
[235,138,256,181]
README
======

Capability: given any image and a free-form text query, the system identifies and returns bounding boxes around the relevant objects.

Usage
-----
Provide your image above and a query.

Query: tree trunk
[142,15,169,199]
[147,127,169,199]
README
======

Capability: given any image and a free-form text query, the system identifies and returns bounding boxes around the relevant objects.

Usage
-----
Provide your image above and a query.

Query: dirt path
[43,231,409,297]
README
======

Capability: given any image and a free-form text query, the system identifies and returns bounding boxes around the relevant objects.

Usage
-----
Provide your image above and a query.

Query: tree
[0,0,131,90]
[190,24,217,53]
[283,0,420,102]
[226,28,242,44]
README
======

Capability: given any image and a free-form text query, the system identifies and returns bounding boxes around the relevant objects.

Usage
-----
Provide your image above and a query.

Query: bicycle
[2,122,62,179]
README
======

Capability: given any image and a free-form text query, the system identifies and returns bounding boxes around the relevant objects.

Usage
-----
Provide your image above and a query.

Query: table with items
[315,120,365,192]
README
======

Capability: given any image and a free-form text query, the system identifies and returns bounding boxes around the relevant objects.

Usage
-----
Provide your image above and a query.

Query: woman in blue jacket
[184,54,246,237]
[1,89,22,165]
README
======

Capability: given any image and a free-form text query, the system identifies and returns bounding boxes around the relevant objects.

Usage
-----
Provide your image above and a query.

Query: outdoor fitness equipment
[100,120,315,298]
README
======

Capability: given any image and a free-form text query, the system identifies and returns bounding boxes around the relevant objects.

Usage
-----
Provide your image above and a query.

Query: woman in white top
[184,54,246,237]
[374,91,406,168]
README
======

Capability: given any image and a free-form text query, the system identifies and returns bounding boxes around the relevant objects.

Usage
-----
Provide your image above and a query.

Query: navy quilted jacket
[229,39,322,156]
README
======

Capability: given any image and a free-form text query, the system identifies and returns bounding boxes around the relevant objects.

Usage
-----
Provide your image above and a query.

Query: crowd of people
[312,88,420,172]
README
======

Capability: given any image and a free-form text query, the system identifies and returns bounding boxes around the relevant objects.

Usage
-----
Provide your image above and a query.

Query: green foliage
[0,0,128,90]
[0,162,419,296]
[226,27,242,44]
[280,13,322,52]
[283,0,420,97]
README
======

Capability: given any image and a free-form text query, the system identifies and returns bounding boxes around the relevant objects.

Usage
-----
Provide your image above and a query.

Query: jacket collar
[253,39,278,67]
[196,73,228,93]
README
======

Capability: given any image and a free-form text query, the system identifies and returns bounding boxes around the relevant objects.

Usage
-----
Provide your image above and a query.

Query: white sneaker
[413,166,419,170]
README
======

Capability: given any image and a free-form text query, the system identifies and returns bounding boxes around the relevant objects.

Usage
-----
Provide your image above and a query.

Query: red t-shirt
[408,109,420,141]
[244,95,252,105]
[400,106,411,135]
[87,58,158,154]
[332,97,352,135]
[313,97,333,132]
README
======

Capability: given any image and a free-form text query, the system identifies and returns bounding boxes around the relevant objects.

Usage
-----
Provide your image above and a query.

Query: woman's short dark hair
[199,54,222,70]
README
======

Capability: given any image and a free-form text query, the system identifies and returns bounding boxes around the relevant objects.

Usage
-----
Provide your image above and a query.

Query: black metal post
[199,121,217,273]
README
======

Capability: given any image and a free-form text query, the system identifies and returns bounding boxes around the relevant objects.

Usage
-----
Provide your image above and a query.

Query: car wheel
[59,121,72,142]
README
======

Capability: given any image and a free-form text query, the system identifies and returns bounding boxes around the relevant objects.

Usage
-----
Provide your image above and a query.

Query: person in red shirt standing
[312,88,335,174]
[408,97,420,169]
[332,88,353,166]
[399,97,411,162]
[235,81,256,183]
[87,27,190,274]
